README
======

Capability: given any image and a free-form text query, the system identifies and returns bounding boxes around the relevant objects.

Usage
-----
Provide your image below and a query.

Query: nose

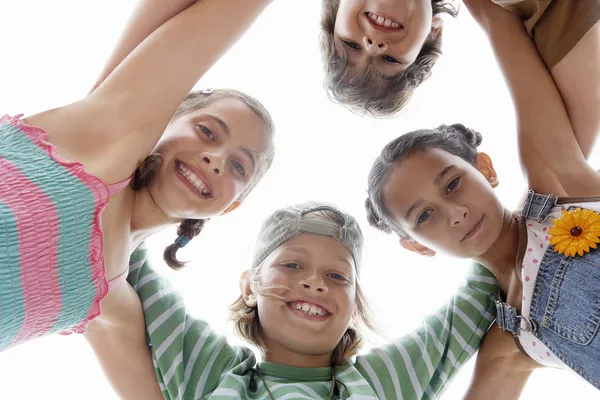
[363,35,388,54]
[448,204,469,226]
[298,275,328,295]
[201,151,225,176]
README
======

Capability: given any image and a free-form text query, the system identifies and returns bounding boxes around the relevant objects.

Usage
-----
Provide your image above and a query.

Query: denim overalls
[495,191,600,389]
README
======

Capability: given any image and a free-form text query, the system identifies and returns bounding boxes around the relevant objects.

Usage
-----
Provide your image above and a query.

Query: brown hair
[320,0,458,117]
[132,89,276,270]
[229,209,376,366]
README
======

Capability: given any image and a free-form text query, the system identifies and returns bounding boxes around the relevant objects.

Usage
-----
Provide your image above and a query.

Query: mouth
[175,160,213,198]
[286,300,332,322]
[462,215,485,242]
[365,12,403,32]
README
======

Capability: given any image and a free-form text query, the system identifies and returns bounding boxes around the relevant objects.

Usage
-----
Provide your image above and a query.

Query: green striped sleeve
[126,244,256,400]
[354,263,498,399]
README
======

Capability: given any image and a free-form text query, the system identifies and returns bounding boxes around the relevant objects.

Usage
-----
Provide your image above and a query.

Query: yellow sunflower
[548,208,600,257]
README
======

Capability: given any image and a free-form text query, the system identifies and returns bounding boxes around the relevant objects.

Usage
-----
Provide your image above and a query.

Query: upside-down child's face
[149,97,267,220]
[333,0,441,80]
[381,148,505,259]
[250,234,357,367]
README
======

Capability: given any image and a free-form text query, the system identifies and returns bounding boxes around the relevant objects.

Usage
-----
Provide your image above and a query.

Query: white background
[0,1,598,399]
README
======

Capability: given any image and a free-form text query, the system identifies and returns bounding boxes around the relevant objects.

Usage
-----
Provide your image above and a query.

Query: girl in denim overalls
[365,2,600,393]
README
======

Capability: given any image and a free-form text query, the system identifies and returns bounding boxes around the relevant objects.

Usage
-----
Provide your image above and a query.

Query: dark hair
[320,0,458,117]
[132,89,276,270]
[365,123,482,237]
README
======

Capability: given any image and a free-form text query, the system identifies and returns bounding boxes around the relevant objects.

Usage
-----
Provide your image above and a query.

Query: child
[320,0,600,135]
[0,0,274,351]
[365,1,600,391]
[85,202,514,399]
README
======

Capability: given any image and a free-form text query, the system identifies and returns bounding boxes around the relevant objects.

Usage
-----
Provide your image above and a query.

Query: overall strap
[495,300,537,337]
[521,190,557,222]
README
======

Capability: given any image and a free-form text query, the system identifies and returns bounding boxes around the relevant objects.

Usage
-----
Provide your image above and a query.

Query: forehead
[271,234,355,270]
[382,148,467,218]
[189,97,267,153]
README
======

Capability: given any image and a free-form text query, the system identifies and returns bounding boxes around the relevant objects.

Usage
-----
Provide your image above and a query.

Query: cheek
[334,0,363,36]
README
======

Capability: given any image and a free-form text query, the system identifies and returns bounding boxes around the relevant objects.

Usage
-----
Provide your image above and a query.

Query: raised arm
[85,282,163,400]
[90,0,198,92]
[354,264,498,399]
[464,0,600,197]
[36,0,273,183]
[125,244,255,399]
[463,324,538,400]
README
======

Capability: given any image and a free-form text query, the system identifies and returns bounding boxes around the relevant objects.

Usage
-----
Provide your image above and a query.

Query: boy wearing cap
[87,202,526,399]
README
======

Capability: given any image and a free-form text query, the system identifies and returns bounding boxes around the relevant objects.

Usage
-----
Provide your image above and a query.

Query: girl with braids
[86,201,517,399]
[0,0,275,351]
[366,0,600,394]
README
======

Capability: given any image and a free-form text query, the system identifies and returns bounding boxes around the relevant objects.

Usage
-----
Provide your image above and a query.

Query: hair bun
[448,123,482,148]
[365,198,391,234]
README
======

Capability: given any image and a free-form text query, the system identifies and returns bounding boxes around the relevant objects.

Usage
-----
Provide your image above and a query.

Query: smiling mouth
[175,160,212,197]
[366,12,403,30]
[462,216,484,242]
[286,300,331,321]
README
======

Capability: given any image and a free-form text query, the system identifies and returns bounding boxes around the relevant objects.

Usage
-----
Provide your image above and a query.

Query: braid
[131,153,162,190]
[163,218,209,270]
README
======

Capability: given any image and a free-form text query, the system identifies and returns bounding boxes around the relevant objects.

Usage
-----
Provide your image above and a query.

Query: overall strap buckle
[521,190,557,223]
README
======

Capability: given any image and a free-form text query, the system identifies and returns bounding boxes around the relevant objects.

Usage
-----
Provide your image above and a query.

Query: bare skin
[381,2,599,397]
[551,23,600,159]
[24,0,273,287]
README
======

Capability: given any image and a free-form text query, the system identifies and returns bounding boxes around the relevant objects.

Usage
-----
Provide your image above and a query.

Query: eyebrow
[404,165,456,219]
[435,165,456,184]
[208,114,258,173]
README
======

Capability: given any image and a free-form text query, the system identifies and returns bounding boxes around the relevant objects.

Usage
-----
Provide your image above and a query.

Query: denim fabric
[519,192,600,389]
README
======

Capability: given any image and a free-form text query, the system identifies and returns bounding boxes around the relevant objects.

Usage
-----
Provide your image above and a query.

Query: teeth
[368,12,401,29]
[293,302,325,316]
[177,163,211,196]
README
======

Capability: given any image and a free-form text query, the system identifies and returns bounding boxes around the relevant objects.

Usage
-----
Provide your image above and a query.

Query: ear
[431,15,444,39]
[239,271,257,307]
[221,200,242,216]
[400,238,436,257]
[475,152,499,188]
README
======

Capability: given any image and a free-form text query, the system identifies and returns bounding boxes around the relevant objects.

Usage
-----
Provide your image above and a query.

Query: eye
[381,55,400,64]
[446,177,461,194]
[417,209,433,225]
[342,40,361,50]
[197,125,215,141]
[232,160,246,177]
[329,273,345,281]
[282,263,301,269]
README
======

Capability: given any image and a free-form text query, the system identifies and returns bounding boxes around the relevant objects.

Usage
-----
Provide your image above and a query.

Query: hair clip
[175,235,190,248]
[201,88,215,95]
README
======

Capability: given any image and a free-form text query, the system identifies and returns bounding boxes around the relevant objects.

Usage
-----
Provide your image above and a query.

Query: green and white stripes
[127,244,497,399]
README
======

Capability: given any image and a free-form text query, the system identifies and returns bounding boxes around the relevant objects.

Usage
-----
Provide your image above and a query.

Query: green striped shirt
[127,244,498,399]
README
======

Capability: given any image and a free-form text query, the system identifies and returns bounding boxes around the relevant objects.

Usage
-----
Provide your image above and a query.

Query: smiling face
[247,234,357,365]
[148,97,267,220]
[334,0,440,80]
[381,148,505,258]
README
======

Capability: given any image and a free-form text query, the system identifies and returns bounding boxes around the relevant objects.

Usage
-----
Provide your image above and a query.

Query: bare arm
[464,325,539,400]
[464,0,600,197]
[84,283,163,400]
[90,0,197,92]
[39,0,273,182]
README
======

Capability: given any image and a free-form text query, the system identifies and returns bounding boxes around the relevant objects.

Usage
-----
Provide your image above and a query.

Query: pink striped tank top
[0,114,130,350]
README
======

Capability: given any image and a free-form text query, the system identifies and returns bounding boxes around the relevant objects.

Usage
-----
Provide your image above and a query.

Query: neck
[473,208,520,295]
[128,186,181,246]
[263,341,332,368]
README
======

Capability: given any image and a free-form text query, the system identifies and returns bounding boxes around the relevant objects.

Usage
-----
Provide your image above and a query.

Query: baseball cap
[251,202,363,274]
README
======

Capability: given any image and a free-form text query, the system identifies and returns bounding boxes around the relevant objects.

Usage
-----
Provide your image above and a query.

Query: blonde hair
[229,210,376,365]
